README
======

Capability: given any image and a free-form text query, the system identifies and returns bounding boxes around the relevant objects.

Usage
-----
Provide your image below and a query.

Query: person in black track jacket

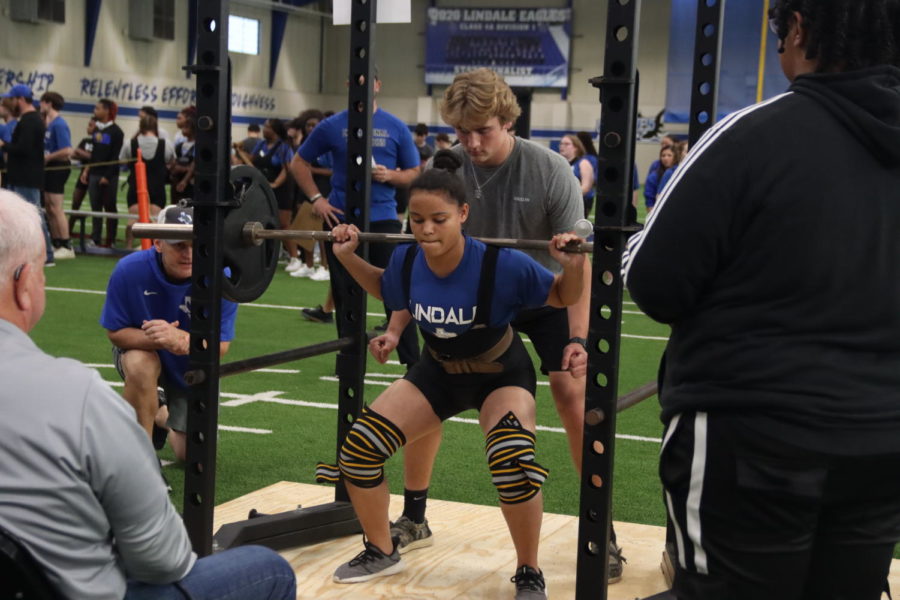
[623,1,900,599]
[82,98,124,247]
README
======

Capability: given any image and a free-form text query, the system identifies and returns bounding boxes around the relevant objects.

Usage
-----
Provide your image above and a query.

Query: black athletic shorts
[403,333,536,422]
[44,161,71,194]
[274,183,296,212]
[511,305,569,374]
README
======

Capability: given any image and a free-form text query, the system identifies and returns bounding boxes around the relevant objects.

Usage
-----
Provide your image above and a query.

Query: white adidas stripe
[622,93,793,285]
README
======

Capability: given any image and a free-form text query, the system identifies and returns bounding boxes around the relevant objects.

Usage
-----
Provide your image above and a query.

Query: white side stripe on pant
[661,414,687,569]
[665,491,687,570]
[686,412,709,574]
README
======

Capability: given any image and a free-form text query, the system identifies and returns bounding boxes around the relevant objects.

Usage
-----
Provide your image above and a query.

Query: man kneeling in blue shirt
[101,204,238,461]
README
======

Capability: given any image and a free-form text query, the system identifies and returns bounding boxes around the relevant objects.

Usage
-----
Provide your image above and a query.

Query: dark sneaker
[374,319,389,332]
[152,425,169,451]
[390,515,434,554]
[300,305,333,324]
[511,565,547,599]
[609,541,626,584]
[333,539,404,583]
[152,387,169,450]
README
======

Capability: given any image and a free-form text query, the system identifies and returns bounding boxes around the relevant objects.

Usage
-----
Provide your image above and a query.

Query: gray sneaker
[608,541,626,584]
[390,515,434,554]
[333,539,404,584]
[511,565,547,599]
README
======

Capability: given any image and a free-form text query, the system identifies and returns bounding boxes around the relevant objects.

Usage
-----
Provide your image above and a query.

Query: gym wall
[0,0,674,174]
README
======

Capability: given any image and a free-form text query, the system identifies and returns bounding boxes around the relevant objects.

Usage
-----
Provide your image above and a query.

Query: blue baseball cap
[2,84,33,99]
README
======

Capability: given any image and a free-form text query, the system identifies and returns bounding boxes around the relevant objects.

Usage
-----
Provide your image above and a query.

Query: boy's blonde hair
[440,68,522,130]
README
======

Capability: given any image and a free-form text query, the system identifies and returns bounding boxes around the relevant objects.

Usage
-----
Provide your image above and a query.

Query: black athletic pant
[324,218,420,367]
[661,411,900,600]
[88,173,119,246]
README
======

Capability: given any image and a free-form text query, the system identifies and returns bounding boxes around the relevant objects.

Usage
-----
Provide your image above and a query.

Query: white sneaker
[285,257,302,273]
[310,266,331,281]
[54,246,76,260]
[290,264,316,278]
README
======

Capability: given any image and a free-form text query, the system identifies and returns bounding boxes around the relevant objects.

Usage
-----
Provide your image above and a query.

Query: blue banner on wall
[665,0,789,123]
[424,7,571,88]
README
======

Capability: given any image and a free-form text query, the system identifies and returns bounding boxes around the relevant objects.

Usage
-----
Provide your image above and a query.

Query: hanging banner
[424,7,571,88]
[0,60,282,117]
[664,0,788,123]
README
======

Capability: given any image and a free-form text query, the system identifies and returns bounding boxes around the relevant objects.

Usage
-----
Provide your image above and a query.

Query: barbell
[134,222,598,252]
[133,166,638,303]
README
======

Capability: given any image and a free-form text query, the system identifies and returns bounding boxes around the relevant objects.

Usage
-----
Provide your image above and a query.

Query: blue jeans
[124,545,296,600]
[9,185,53,263]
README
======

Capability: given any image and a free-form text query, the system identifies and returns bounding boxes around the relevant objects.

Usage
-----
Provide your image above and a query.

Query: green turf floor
[34,249,670,526]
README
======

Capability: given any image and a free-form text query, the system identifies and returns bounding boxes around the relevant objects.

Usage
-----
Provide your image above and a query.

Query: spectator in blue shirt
[290,73,422,367]
[40,92,75,258]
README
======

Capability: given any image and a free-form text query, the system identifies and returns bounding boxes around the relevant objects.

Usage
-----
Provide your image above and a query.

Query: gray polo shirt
[446,137,583,272]
[0,319,195,599]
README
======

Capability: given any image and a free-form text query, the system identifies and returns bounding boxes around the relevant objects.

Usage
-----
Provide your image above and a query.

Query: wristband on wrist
[568,336,588,349]
[309,193,323,202]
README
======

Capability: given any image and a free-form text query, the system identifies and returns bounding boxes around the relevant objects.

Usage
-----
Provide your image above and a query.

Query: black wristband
[568,336,588,349]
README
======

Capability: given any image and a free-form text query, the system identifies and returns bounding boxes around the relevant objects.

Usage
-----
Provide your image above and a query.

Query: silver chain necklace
[468,136,513,200]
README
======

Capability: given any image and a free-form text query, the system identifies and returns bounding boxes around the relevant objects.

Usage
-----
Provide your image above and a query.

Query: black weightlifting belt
[426,324,514,375]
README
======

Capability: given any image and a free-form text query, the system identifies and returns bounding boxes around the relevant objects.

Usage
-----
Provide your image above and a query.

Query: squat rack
[179,1,724,598]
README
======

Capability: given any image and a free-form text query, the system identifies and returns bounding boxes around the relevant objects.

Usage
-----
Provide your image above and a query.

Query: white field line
[98,379,271,434]
[46,287,666,339]
[48,284,640,308]
[622,333,669,341]
[218,389,662,444]
[47,286,106,295]
[67,277,663,442]
[219,425,272,434]
[87,363,299,374]
[320,374,551,387]
[100,382,661,442]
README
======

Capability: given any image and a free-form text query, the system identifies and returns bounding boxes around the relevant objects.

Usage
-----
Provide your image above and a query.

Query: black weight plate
[221,165,280,303]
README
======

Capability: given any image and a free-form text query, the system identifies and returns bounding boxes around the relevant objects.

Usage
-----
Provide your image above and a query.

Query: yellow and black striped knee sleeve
[337,406,406,488]
[485,411,549,505]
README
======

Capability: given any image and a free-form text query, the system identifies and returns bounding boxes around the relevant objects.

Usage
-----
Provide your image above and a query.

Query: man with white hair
[0,190,295,599]
[101,203,238,461]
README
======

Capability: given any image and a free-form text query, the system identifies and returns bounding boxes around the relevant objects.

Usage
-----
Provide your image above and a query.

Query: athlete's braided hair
[771,0,900,71]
